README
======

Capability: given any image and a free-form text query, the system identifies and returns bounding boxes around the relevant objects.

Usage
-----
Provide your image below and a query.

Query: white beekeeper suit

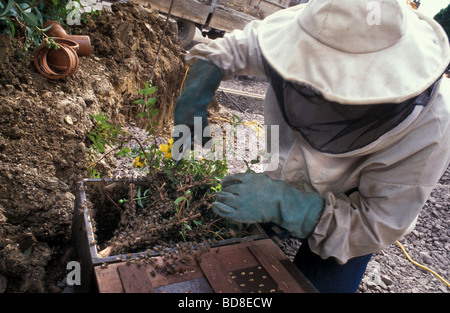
[185,0,450,265]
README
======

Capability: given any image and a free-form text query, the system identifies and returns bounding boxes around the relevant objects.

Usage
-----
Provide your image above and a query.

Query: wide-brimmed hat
[258,0,450,105]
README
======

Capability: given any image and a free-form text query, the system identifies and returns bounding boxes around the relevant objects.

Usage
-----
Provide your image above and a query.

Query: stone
[419,251,433,264]
[64,115,73,125]
[381,275,393,286]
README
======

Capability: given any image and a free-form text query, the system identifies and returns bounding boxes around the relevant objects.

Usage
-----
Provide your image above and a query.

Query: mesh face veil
[263,58,438,154]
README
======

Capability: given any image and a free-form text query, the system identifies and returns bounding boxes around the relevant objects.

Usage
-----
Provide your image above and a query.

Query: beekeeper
[173,0,450,292]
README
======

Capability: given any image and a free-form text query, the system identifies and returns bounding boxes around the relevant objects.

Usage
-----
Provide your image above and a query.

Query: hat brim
[258,5,450,105]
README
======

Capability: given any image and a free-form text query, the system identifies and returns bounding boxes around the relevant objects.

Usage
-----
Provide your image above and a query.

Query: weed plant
[85,82,253,260]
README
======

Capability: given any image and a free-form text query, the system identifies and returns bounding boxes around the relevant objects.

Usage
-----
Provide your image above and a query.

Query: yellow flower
[159,143,169,153]
[132,156,145,168]
[159,139,174,159]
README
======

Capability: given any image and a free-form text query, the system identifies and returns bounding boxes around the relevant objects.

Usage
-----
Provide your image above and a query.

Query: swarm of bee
[85,171,250,272]
[103,239,222,275]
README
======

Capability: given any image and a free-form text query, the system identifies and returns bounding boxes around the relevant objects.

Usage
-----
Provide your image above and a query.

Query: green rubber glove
[173,59,223,146]
[212,173,324,239]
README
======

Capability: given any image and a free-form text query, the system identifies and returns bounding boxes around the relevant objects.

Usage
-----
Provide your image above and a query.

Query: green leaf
[2,16,15,37]
[138,85,156,96]
[41,20,55,32]
[86,134,95,142]
[33,6,43,26]
[137,187,143,208]
[134,99,146,105]
[23,12,38,27]
[23,245,33,256]
[119,147,130,156]
[147,98,157,105]
[18,2,30,10]
[0,0,14,16]
[183,222,192,231]
[174,196,185,204]
[137,186,141,198]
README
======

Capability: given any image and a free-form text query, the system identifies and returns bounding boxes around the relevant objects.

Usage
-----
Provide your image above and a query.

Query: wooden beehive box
[94,238,317,293]
[72,178,270,292]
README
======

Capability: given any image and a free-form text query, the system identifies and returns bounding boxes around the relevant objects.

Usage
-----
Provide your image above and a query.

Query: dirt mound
[0,2,185,292]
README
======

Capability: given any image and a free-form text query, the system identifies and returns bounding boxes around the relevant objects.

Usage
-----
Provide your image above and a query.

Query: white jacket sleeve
[308,81,450,264]
[185,20,266,79]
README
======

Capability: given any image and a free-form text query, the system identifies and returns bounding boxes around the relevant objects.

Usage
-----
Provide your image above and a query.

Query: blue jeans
[293,240,372,293]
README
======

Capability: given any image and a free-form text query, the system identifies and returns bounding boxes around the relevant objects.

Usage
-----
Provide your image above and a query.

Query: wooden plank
[209,6,255,31]
[211,243,259,272]
[139,0,256,32]
[95,263,124,293]
[94,256,204,293]
[248,241,305,293]
[197,252,241,293]
[117,263,155,293]
[220,0,286,17]
[136,0,210,25]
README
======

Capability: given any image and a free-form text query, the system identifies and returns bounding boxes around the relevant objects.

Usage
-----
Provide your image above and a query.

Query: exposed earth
[0,1,185,293]
[0,1,449,294]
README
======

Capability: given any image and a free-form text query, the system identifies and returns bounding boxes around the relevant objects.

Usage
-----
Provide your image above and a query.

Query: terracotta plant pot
[43,20,92,56]
[47,37,79,71]
[34,42,78,79]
